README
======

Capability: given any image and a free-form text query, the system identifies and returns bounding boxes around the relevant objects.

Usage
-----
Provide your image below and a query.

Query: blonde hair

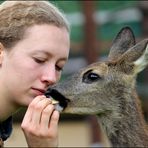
[0,1,70,48]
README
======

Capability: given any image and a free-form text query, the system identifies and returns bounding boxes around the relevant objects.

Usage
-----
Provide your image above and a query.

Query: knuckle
[42,105,54,114]
[42,109,49,115]
[39,132,48,138]
[35,104,43,110]
[30,102,44,111]
[48,132,57,139]
[29,102,37,109]
[22,125,39,136]
[36,99,51,110]
[52,115,59,123]
[21,123,27,130]
[39,131,56,139]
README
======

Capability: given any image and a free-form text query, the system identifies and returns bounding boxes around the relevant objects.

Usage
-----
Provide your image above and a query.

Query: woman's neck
[0,73,21,122]
[0,99,19,122]
[0,89,20,122]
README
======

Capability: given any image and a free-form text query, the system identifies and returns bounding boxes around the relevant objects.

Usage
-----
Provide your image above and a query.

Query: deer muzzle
[44,88,70,112]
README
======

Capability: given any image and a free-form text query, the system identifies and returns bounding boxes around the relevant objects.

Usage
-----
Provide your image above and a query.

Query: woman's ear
[0,43,4,65]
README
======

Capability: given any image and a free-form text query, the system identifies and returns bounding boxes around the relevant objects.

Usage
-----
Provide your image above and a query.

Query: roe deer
[45,27,148,147]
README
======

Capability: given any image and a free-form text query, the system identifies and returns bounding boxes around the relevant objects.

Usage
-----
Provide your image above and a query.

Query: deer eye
[82,70,101,83]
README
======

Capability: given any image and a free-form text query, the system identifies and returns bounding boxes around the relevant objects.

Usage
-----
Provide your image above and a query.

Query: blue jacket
[0,116,12,141]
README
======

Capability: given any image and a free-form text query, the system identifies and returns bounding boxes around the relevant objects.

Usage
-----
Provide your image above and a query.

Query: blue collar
[0,116,13,141]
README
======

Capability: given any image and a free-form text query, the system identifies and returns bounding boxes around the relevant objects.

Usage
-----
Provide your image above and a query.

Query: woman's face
[0,24,70,107]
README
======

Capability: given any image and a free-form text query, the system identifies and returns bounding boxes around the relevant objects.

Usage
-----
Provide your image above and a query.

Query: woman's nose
[41,66,57,85]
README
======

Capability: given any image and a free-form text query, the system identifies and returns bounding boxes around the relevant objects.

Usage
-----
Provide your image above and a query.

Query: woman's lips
[31,88,46,96]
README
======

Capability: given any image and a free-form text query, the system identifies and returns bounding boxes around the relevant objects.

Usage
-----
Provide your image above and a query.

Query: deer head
[45,27,148,116]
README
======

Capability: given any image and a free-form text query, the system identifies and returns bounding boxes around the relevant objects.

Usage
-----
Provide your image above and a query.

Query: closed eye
[56,65,63,72]
[82,70,101,83]
[33,57,46,64]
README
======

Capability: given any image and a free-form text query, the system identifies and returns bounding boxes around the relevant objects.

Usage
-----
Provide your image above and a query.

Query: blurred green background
[52,1,140,41]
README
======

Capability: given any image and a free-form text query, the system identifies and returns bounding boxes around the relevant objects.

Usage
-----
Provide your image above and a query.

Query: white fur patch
[134,44,148,73]
[54,104,63,112]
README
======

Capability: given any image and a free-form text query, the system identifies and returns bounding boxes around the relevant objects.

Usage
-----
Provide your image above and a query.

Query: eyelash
[56,65,63,72]
[34,57,63,72]
[34,58,46,64]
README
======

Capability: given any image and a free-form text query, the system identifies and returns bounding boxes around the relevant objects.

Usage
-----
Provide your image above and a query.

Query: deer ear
[119,39,148,74]
[108,27,135,61]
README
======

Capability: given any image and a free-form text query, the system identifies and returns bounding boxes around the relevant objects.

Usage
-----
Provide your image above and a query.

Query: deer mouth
[44,88,70,112]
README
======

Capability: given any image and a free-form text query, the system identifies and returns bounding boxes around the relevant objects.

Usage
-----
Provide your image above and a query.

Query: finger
[31,98,52,125]
[48,110,60,134]
[22,95,46,125]
[40,104,55,129]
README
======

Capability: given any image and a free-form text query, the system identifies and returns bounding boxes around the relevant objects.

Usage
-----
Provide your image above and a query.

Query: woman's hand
[21,95,60,147]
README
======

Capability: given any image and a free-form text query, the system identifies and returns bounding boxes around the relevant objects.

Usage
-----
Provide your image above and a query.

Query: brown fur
[49,27,148,147]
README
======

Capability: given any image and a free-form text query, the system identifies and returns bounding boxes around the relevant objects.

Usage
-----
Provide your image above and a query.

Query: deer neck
[99,91,148,147]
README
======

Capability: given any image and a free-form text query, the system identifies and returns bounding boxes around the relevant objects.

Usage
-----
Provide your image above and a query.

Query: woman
[0,1,70,147]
